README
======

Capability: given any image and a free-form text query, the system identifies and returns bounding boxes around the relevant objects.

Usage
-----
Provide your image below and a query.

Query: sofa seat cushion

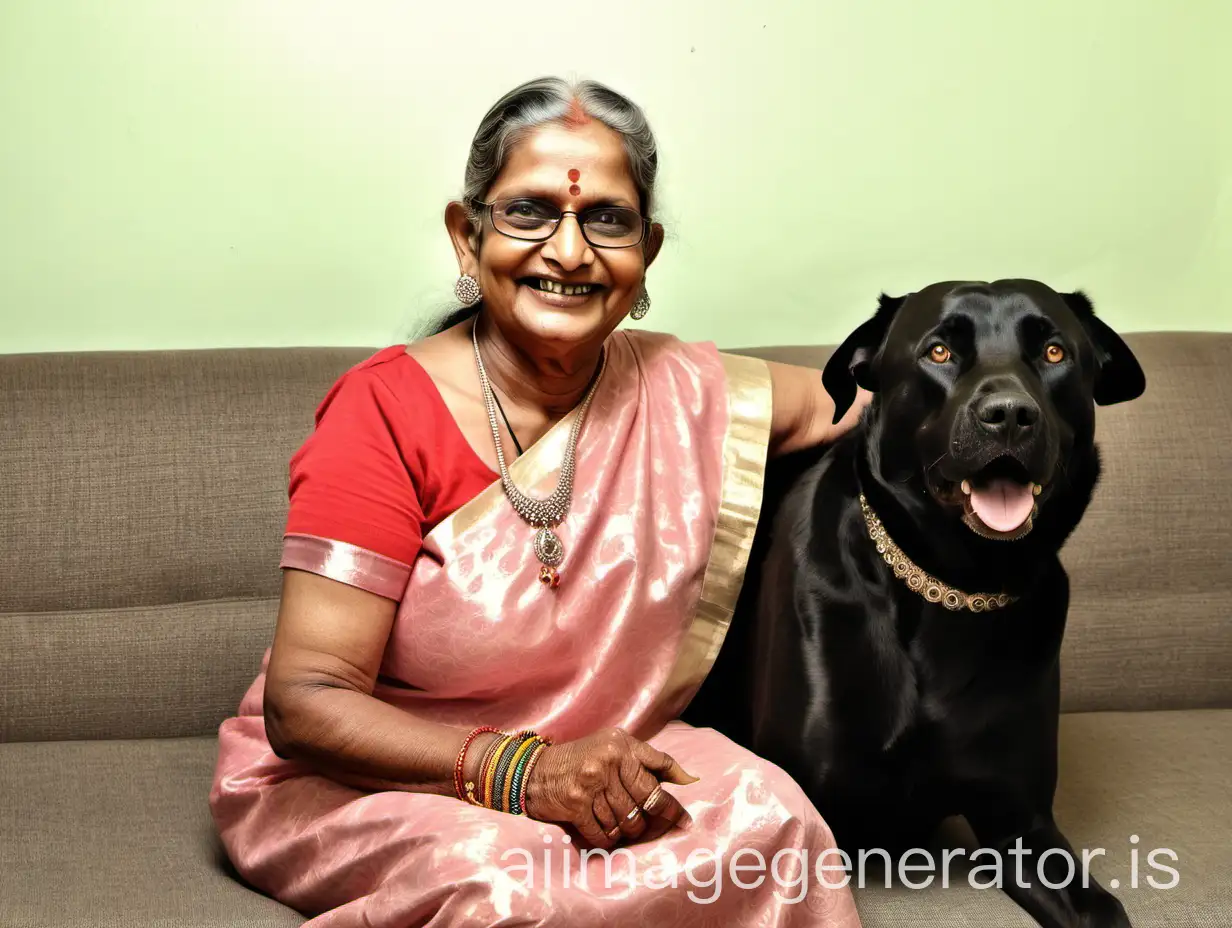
[0,737,303,928]
[852,709,1232,926]
[1,711,1227,927]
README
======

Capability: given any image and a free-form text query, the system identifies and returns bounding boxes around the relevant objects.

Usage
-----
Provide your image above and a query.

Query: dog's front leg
[965,809,1131,928]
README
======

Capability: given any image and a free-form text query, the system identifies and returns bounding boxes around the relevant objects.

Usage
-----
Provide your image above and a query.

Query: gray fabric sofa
[2,332,1228,927]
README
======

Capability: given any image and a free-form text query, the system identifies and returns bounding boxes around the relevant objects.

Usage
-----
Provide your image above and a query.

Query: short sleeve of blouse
[280,360,425,601]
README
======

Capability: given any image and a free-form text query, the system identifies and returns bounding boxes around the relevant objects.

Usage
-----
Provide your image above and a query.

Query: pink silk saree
[210,330,862,927]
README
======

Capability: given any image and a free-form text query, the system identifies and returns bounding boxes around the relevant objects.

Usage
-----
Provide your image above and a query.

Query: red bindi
[569,184,581,196]
[568,168,580,182]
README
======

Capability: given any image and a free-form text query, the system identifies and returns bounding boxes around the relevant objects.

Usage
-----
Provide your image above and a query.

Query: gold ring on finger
[606,825,621,839]
[625,806,641,822]
[642,786,666,815]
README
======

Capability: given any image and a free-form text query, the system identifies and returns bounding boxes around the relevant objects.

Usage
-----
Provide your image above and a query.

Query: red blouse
[282,345,499,590]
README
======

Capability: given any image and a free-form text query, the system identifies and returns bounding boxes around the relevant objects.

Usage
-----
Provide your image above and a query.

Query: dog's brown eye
[1045,344,1065,364]
[929,344,951,364]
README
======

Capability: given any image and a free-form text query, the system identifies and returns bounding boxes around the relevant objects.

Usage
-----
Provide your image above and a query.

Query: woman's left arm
[766,361,871,458]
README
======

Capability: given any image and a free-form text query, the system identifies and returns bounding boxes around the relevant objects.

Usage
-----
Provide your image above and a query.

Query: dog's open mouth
[958,456,1042,541]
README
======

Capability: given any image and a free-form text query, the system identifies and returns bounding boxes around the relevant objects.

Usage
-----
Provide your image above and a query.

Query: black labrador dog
[684,280,1145,928]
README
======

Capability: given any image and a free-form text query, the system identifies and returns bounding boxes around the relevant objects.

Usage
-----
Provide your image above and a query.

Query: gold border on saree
[647,351,773,733]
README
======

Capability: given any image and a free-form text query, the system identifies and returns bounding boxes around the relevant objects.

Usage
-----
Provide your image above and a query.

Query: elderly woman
[211,77,865,926]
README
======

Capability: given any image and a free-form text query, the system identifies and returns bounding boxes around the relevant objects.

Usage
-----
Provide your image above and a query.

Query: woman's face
[448,120,662,361]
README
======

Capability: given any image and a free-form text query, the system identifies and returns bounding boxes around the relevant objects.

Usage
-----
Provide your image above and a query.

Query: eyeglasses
[473,197,649,249]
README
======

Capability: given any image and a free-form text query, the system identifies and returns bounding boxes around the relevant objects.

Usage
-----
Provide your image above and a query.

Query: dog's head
[823,280,1144,540]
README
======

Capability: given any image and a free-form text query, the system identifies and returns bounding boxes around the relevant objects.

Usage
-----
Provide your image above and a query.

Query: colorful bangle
[459,728,552,814]
[502,735,540,814]
[483,733,515,808]
[474,735,505,807]
[454,726,499,803]
[492,732,535,813]
[466,732,504,806]
[510,738,547,815]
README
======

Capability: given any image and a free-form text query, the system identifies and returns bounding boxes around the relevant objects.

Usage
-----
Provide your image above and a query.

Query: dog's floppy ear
[1060,291,1146,406]
[822,293,906,424]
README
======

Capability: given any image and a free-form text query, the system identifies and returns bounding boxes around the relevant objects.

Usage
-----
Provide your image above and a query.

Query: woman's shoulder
[311,345,442,423]
[616,328,718,369]
[292,343,493,530]
[303,345,477,482]
[331,343,435,391]
[616,328,768,390]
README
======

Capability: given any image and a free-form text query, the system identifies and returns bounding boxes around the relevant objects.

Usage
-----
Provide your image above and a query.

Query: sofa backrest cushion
[1,348,371,740]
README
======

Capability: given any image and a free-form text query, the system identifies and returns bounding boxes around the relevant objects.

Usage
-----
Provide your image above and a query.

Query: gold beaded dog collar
[859,494,1016,613]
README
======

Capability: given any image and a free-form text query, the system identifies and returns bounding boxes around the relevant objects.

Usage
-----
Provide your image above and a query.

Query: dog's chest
[868,612,1046,775]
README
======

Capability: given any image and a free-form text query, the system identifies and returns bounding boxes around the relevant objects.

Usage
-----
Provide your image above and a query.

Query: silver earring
[455,274,482,307]
[630,287,651,321]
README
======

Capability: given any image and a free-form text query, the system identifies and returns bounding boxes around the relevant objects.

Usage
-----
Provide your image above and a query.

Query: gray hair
[462,76,659,219]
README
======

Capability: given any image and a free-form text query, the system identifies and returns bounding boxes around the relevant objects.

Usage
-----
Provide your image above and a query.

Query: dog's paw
[1078,889,1131,928]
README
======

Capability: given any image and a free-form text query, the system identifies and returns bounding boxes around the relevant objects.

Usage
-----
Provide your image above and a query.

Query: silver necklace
[471,320,606,588]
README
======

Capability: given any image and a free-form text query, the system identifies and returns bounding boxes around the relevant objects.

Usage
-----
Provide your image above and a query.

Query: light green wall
[2,1,1228,354]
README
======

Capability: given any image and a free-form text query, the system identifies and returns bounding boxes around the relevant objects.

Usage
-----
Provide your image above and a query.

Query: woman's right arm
[263,568,492,796]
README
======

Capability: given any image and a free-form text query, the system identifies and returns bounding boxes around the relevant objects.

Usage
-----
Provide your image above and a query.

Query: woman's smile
[519,276,604,308]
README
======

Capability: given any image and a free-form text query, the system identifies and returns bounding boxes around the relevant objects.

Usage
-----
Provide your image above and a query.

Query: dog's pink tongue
[969,479,1035,532]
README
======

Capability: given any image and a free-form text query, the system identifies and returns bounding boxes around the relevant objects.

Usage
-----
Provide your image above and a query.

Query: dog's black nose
[974,392,1040,441]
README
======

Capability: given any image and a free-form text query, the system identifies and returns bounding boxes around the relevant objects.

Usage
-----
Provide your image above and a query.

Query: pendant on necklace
[534,527,564,589]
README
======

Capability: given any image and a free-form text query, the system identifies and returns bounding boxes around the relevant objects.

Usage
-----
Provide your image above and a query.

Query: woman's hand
[522,727,696,849]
